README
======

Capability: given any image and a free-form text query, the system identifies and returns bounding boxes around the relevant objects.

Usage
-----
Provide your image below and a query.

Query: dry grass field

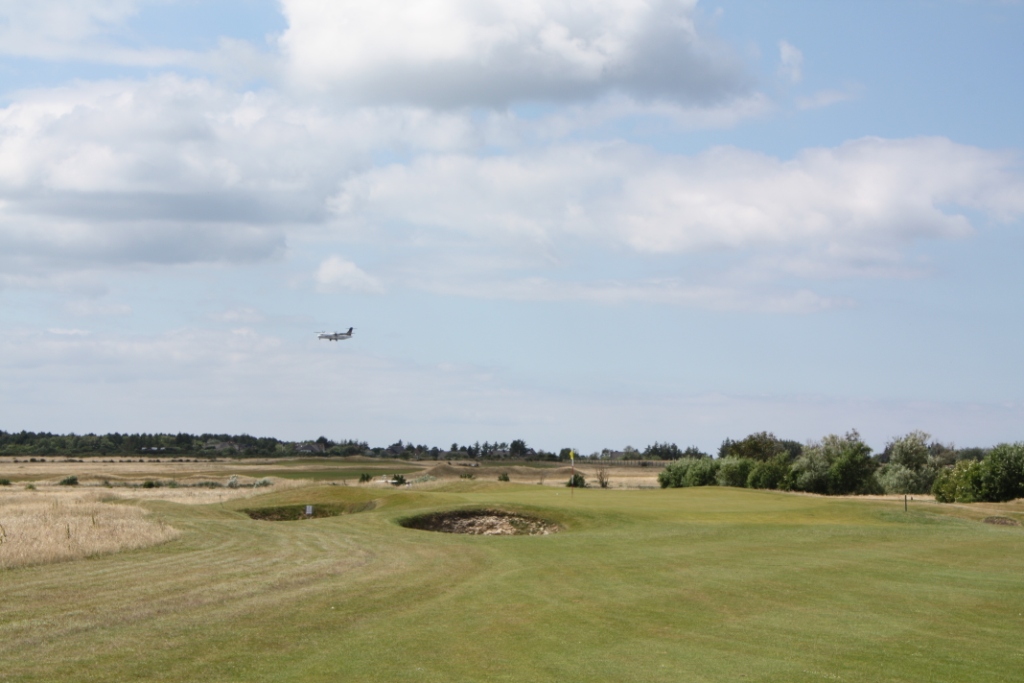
[0,490,178,569]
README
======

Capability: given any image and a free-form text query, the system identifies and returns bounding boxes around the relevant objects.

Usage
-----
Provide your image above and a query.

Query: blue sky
[1,0,1022,454]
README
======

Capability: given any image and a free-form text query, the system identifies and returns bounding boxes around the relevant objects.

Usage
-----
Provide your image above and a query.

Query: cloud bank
[278,0,751,106]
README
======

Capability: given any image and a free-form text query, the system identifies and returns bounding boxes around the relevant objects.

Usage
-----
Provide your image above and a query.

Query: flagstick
[570,450,575,498]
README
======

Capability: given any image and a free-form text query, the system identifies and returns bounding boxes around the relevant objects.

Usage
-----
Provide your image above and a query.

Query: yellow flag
[570,449,575,462]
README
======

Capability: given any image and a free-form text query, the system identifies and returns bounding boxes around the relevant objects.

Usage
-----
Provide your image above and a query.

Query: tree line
[657,430,1023,504]
[2,428,1021,504]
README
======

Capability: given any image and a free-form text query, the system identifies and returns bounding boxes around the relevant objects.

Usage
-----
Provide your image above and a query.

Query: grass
[1,483,1022,682]
[0,491,179,569]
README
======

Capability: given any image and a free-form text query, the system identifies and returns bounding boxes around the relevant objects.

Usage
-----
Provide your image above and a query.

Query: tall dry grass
[0,490,179,570]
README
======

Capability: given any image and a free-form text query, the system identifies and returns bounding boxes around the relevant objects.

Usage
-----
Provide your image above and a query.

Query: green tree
[727,432,795,462]
[747,455,792,490]
[791,430,876,495]
[887,431,930,470]
[642,442,683,460]
[979,443,1024,502]
[716,457,754,488]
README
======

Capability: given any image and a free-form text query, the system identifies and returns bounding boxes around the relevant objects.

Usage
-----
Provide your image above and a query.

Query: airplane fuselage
[318,327,353,341]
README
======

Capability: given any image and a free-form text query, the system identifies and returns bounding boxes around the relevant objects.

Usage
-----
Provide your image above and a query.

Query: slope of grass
[2,486,1022,682]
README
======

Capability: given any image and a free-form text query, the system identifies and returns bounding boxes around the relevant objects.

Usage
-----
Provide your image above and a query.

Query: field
[2,458,1023,682]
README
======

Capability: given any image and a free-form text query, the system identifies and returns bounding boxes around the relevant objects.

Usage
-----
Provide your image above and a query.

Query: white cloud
[278,0,751,106]
[0,0,198,66]
[0,76,487,276]
[315,256,385,294]
[778,40,803,83]
[331,137,1024,277]
[0,0,139,55]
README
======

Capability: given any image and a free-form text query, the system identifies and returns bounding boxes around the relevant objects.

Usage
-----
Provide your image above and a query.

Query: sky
[1,0,1022,454]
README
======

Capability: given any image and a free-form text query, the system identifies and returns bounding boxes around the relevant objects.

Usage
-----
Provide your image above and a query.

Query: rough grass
[0,491,179,569]
[2,484,1023,683]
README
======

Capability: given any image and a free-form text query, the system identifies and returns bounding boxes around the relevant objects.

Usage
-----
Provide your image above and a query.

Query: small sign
[306,505,313,516]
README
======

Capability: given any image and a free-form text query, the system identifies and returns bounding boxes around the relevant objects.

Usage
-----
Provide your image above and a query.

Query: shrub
[978,442,1024,502]
[0,478,11,486]
[253,477,273,488]
[358,473,373,483]
[791,431,876,495]
[721,432,802,462]
[933,460,985,503]
[58,475,79,486]
[876,464,936,495]
[659,458,720,488]
[887,431,930,470]
[25,483,36,490]
[716,458,754,488]
[392,474,407,486]
[566,472,587,488]
[498,472,510,482]
[226,475,240,489]
[459,472,475,480]
[747,455,792,490]
[596,468,610,488]
[142,480,158,489]
[658,459,692,488]
[956,447,987,462]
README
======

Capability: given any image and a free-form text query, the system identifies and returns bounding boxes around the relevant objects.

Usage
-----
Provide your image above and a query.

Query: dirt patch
[400,509,559,536]
[983,516,1020,526]
[242,501,376,521]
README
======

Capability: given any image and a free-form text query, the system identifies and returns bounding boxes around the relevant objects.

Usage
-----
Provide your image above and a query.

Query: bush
[253,477,273,487]
[791,431,876,495]
[747,456,792,490]
[459,472,475,480]
[226,475,240,489]
[716,458,754,488]
[0,478,11,486]
[887,431,930,470]
[876,464,936,495]
[596,468,610,488]
[566,472,587,488]
[358,473,373,483]
[979,443,1024,502]
[58,475,79,486]
[498,472,510,482]
[392,474,407,486]
[721,432,802,462]
[933,460,985,503]
[658,458,719,488]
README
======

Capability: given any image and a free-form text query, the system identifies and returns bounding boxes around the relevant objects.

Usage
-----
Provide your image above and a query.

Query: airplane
[317,327,354,341]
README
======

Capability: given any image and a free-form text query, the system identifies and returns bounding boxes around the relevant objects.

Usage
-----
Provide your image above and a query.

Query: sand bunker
[242,501,375,521]
[400,509,558,536]
[982,516,1020,526]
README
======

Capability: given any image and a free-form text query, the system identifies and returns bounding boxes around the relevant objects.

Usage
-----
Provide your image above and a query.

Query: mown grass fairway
[3,485,1023,682]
